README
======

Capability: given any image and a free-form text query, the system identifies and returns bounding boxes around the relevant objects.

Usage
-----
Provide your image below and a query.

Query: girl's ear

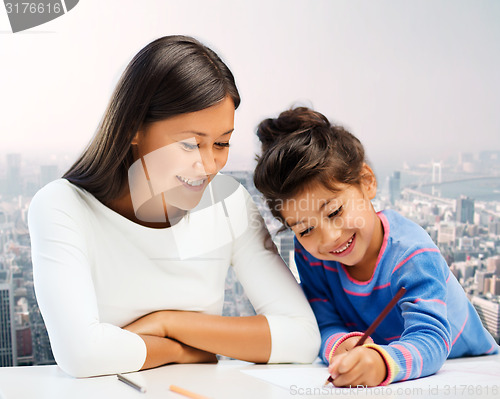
[360,163,377,200]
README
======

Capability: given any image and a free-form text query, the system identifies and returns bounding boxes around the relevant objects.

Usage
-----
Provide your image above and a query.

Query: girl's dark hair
[253,107,366,224]
[63,35,240,202]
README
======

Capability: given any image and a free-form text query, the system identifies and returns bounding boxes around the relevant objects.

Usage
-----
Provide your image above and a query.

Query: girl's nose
[319,224,343,253]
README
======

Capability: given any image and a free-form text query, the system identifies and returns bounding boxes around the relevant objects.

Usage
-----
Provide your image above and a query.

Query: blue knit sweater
[295,209,498,384]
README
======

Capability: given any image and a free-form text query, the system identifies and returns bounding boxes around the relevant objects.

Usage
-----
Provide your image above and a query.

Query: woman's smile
[176,175,208,190]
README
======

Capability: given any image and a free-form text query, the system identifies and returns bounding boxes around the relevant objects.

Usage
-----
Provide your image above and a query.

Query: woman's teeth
[178,176,205,187]
[332,235,354,254]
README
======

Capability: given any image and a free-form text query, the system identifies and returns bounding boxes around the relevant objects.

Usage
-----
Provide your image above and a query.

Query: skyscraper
[487,256,500,276]
[457,196,475,224]
[0,282,17,366]
[471,296,500,344]
[388,171,401,205]
[40,165,59,188]
[5,154,22,198]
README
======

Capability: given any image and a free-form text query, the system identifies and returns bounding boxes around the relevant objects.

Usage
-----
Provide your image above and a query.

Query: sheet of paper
[241,361,500,393]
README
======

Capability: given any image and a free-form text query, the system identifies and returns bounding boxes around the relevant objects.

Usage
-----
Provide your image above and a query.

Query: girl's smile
[329,233,356,256]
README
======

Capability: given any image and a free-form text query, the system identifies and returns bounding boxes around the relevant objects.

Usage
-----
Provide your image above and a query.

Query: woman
[28,35,320,378]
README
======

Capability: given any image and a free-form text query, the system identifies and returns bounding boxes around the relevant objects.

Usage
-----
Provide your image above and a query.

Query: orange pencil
[169,384,211,399]
[324,287,407,386]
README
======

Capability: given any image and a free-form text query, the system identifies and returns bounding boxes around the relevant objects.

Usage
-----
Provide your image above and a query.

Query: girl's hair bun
[256,107,330,150]
[254,106,367,226]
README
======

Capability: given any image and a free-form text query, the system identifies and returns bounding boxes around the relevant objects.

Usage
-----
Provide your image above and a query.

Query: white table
[1,355,499,399]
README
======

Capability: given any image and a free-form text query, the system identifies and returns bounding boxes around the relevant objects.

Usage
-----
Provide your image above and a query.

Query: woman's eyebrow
[178,129,234,137]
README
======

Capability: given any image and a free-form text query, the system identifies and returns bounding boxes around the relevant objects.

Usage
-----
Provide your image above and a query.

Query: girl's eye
[328,205,343,219]
[181,142,199,151]
[215,142,230,148]
[299,227,314,237]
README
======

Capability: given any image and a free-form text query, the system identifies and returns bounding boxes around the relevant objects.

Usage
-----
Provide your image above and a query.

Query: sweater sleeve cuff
[363,343,399,386]
[326,332,365,363]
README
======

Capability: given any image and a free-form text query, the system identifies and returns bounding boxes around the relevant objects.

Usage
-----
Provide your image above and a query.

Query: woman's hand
[123,311,170,337]
[124,311,272,364]
[136,334,217,370]
[179,342,218,364]
[328,346,387,387]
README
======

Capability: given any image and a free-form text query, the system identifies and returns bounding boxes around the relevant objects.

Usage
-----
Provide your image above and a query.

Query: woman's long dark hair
[63,35,240,202]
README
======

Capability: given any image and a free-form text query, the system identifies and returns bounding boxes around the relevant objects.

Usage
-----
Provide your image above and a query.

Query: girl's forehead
[290,184,349,206]
[279,187,344,218]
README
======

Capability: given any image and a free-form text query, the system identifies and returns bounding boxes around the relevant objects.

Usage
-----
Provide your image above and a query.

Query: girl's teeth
[333,236,354,254]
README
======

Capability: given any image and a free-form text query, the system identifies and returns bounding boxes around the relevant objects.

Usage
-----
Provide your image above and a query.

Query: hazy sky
[1,0,499,177]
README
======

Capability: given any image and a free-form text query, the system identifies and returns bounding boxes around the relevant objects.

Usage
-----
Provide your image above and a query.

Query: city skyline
[1,148,499,202]
[1,1,500,172]
[1,151,500,367]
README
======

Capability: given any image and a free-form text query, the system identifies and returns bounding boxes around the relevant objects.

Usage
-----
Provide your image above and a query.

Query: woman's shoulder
[29,178,92,219]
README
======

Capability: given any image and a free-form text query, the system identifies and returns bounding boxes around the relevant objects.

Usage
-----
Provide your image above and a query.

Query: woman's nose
[195,149,218,176]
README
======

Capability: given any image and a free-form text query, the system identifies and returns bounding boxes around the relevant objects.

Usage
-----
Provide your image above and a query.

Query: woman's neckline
[63,179,187,231]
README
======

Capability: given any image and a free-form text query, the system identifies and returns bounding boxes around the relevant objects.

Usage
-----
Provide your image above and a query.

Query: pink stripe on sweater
[442,336,450,353]
[414,298,446,306]
[344,288,371,297]
[392,248,440,274]
[343,283,390,297]
[374,282,391,290]
[295,247,324,268]
[391,344,413,381]
[324,333,345,360]
[308,298,328,303]
[341,212,390,285]
[452,309,469,346]
[375,212,390,270]
[405,342,423,377]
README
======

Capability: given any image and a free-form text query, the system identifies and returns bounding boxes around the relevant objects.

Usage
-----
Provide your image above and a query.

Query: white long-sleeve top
[28,176,320,377]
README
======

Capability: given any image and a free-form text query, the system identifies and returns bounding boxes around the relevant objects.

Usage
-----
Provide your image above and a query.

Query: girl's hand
[333,335,374,356]
[123,311,170,337]
[328,346,387,387]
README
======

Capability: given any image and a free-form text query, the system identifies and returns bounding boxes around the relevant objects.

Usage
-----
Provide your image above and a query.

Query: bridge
[408,175,500,190]
[401,188,455,205]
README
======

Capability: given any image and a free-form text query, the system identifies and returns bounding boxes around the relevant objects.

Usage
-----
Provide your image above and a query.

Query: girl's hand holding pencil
[332,335,374,355]
[325,287,406,387]
[327,346,387,387]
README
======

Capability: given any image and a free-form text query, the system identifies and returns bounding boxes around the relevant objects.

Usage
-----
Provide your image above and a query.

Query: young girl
[253,107,498,387]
